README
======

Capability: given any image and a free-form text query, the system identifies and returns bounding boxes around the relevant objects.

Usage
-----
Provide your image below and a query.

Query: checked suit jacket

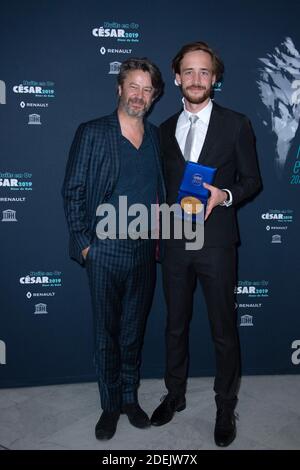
[62,110,166,265]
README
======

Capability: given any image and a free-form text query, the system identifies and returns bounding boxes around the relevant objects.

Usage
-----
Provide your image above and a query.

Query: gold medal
[180,196,203,214]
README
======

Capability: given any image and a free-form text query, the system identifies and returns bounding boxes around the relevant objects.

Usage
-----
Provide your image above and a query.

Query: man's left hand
[203,183,227,221]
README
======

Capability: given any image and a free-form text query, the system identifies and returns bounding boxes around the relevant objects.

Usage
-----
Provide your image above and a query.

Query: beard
[181,85,212,105]
[120,96,149,118]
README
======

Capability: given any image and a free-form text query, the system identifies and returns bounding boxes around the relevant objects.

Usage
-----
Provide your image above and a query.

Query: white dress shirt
[176,98,213,163]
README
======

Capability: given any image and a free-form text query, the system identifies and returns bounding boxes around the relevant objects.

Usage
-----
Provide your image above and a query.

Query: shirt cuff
[219,189,233,207]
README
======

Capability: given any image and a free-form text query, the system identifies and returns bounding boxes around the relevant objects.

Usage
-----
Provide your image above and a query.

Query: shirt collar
[182,98,213,125]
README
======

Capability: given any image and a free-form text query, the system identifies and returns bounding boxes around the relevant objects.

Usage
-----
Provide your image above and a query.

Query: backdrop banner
[0,0,299,387]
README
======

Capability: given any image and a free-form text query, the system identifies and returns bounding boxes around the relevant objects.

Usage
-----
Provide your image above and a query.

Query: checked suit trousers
[86,237,156,411]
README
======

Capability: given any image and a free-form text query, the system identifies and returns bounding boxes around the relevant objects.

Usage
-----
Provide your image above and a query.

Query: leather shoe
[95,410,120,440]
[122,403,151,429]
[151,394,186,426]
[214,407,237,447]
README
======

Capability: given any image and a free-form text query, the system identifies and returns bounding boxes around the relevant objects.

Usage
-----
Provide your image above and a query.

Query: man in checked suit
[151,42,261,447]
[62,58,165,440]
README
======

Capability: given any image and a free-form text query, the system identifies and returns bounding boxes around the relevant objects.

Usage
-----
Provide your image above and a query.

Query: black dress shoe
[214,407,237,447]
[151,394,186,426]
[95,410,120,440]
[122,403,151,429]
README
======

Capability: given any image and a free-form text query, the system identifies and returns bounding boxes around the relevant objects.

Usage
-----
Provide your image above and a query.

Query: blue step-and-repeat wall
[1,0,300,387]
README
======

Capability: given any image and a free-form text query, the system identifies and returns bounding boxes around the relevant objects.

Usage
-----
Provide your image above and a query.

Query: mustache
[128,97,146,106]
[186,85,206,91]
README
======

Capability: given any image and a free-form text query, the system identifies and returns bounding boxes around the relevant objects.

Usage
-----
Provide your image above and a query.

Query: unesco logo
[192,174,203,186]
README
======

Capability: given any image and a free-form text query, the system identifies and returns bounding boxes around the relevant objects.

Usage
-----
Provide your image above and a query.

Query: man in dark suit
[62,58,165,440]
[151,42,261,447]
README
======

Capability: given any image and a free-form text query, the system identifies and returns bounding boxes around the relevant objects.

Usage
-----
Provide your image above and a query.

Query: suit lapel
[167,112,185,163]
[106,110,121,180]
[197,103,222,165]
[147,123,166,200]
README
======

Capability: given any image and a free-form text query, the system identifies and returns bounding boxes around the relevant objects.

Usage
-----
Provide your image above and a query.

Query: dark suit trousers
[86,238,156,411]
[162,240,240,402]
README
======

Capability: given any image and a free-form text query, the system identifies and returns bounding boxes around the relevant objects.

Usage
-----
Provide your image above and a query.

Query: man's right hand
[82,246,90,260]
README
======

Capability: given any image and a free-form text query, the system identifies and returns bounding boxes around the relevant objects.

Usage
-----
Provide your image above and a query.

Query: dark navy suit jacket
[160,102,262,246]
[62,111,165,265]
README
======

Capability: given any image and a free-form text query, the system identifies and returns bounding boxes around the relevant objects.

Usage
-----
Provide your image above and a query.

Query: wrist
[222,190,228,203]
[219,189,233,207]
